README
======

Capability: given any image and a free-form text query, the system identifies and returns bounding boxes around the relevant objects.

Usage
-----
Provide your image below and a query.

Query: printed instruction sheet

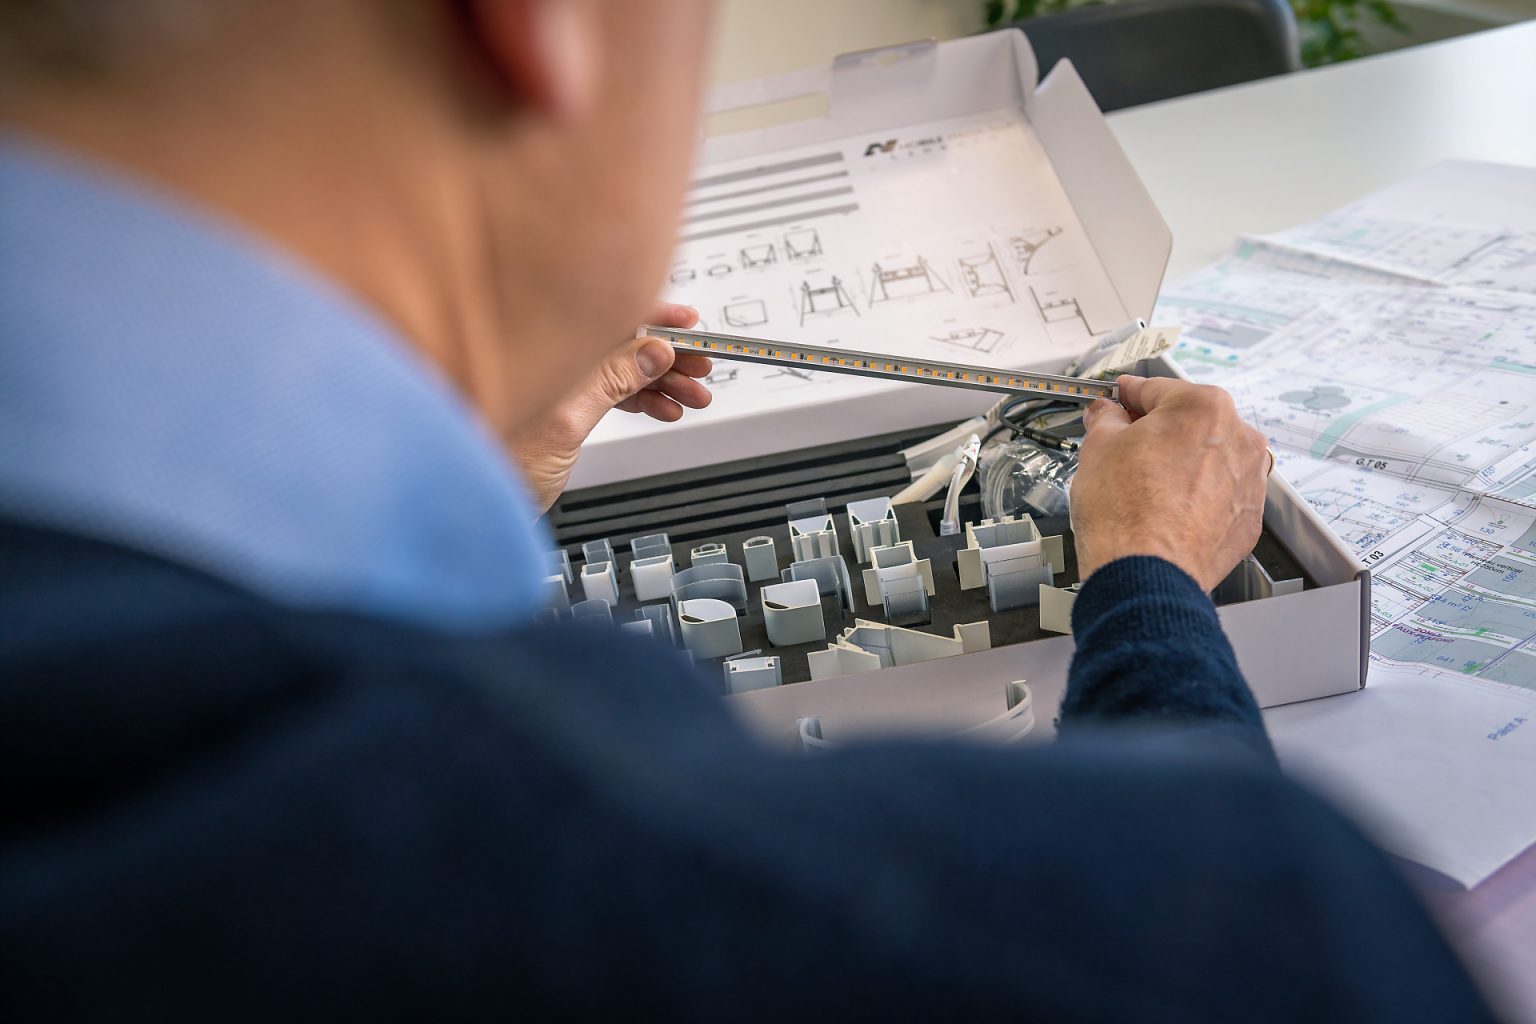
[596,110,1126,443]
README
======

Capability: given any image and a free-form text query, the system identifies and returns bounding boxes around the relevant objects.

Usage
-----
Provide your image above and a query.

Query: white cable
[893,454,957,504]
[939,434,981,537]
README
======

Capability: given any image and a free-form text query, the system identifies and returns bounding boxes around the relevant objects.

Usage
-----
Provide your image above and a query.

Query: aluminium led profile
[569,598,613,625]
[742,535,779,582]
[845,496,900,564]
[677,598,744,660]
[782,554,856,615]
[859,541,936,607]
[760,578,827,647]
[690,542,730,567]
[671,562,749,613]
[723,655,782,694]
[629,533,676,602]
[643,325,1119,404]
[786,498,839,562]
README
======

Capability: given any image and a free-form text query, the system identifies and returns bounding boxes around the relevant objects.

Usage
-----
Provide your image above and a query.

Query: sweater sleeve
[1060,555,1272,760]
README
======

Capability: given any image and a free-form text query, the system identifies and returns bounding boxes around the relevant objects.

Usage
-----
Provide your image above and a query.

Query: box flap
[1025,48,1171,322]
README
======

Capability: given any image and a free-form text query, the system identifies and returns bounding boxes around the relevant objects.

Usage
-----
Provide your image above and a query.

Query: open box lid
[573,29,1171,488]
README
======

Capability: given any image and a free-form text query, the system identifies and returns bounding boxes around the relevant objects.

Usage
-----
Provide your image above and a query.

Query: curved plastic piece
[671,562,749,612]
[782,555,856,614]
[760,578,827,647]
[796,681,1034,752]
[677,598,744,659]
[569,598,613,625]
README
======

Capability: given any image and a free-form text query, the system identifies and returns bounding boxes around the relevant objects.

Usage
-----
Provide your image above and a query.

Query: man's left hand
[510,303,711,512]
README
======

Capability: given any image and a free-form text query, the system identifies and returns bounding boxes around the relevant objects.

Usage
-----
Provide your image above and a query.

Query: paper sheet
[1157,161,1536,887]
[1265,665,1536,888]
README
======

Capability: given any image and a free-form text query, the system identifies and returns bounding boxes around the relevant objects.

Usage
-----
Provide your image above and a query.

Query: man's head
[0,0,714,435]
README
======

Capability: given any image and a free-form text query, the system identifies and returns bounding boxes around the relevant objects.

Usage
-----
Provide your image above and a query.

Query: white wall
[708,0,985,86]
[707,0,1533,91]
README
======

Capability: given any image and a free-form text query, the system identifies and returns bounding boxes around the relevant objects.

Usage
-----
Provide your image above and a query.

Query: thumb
[1082,396,1131,439]
[588,335,675,411]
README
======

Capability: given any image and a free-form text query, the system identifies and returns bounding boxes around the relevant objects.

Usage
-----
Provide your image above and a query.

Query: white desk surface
[1108,21,1536,283]
[1108,23,1536,1021]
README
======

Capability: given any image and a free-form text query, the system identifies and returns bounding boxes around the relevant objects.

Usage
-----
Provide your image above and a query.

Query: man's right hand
[1070,375,1270,591]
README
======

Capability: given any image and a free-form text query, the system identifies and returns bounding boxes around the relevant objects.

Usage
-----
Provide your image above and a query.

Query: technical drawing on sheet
[957,244,1014,302]
[723,299,769,328]
[1155,161,1536,693]
[1008,226,1064,273]
[870,256,950,303]
[799,276,858,325]
[740,243,777,269]
[1030,284,1086,330]
[584,111,1130,445]
[784,229,824,260]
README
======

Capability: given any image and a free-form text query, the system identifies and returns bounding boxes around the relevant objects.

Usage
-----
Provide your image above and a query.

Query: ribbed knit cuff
[1063,555,1270,756]
[1071,555,1217,643]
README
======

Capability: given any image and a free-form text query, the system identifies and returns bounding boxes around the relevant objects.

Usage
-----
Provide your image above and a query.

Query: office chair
[1014,0,1302,111]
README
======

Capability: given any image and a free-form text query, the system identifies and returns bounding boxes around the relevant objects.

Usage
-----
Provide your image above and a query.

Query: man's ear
[461,0,598,118]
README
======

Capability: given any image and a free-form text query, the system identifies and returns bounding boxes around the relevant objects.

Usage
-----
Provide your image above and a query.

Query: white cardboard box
[569,31,1370,733]
[730,354,1372,748]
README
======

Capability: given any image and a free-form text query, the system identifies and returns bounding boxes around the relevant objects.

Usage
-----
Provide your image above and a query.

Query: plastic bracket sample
[786,497,840,562]
[636,603,678,645]
[880,574,930,627]
[580,560,620,606]
[956,515,1065,610]
[579,538,621,606]
[723,654,782,694]
[957,517,1039,590]
[1212,554,1304,604]
[1038,583,1081,635]
[986,560,1054,613]
[845,496,900,564]
[570,598,613,625]
[760,578,827,647]
[543,573,570,613]
[795,679,1033,751]
[677,597,745,659]
[629,532,676,602]
[742,535,779,582]
[782,554,857,615]
[806,618,991,681]
[547,548,574,585]
[671,561,749,613]
[621,619,654,639]
[859,541,937,607]
[690,542,730,567]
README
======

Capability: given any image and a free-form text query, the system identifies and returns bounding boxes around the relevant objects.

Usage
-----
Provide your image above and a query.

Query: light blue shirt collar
[0,135,551,631]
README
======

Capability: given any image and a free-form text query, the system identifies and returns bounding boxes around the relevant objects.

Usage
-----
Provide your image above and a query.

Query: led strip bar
[641,325,1118,404]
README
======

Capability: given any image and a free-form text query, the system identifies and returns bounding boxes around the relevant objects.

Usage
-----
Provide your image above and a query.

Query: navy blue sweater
[0,521,1492,1021]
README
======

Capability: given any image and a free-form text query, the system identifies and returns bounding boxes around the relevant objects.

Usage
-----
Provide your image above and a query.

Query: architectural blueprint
[1159,162,1536,696]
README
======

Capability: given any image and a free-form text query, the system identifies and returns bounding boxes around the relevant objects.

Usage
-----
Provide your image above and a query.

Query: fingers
[670,350,712,379]
[1115,374,1184,418]
[617,388,684,422]
[616,369,713,418]
[647,301,700,330]
[651,368,712,409]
